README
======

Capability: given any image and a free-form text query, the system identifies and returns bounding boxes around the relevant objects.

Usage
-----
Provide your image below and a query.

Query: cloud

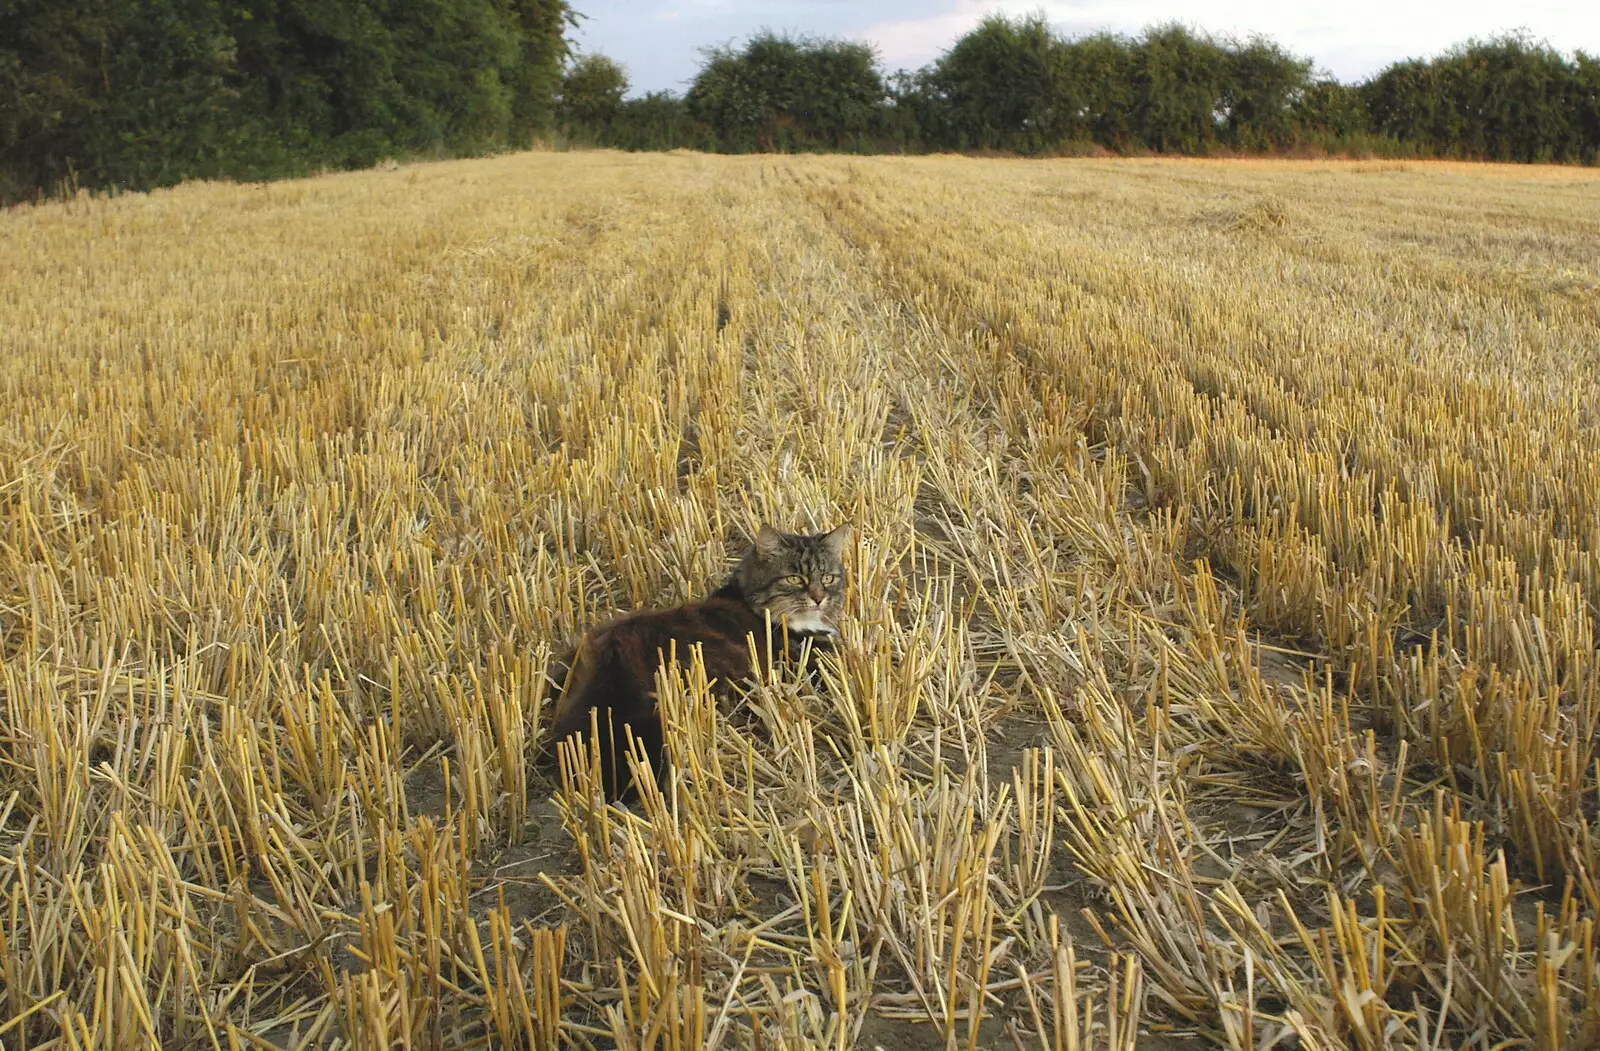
[863,2,1004,65]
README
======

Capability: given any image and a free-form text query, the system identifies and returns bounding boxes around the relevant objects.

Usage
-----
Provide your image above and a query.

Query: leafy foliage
[1365,35,1597,162]
[909,22,1315,155]
[557,53,627,138]
[604,91,712,152]
[0,0,574,199]
[568,20,1600,167]
[685,33,887,152]
[916,15,1068,152]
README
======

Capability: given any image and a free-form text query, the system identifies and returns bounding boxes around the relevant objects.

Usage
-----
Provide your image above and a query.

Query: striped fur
[543,523,850,800]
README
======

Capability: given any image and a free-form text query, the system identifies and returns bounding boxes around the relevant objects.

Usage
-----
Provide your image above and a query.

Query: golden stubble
[2,149,1599,1048]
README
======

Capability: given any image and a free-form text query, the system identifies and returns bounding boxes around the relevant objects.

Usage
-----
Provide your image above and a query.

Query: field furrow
[3,152,1599,1049]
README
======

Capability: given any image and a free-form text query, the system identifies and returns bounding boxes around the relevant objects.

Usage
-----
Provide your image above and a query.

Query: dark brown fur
[541,524,848,801]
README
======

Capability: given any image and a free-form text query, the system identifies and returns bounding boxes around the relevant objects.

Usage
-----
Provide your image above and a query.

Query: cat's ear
[819,523,852,557]
[753,524,784,557]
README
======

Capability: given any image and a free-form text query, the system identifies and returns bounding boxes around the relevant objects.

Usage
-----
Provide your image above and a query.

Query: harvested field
[3,151,1600,1049]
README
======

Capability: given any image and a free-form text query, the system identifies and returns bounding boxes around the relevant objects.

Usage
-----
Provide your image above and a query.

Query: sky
[568,0,1600,97]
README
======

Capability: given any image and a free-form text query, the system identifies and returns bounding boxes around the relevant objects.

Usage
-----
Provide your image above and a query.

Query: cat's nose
[808,585,825,604]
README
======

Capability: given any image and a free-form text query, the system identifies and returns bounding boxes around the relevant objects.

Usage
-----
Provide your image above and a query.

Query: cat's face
[738,523,851,635]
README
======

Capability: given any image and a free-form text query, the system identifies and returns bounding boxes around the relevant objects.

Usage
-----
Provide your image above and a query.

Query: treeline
[1,0,573,200]
[5,8,1595,202]
[561,17,1600,164]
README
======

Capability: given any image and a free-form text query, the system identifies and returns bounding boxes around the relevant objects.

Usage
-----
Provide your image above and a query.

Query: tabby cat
[543,523,850,800]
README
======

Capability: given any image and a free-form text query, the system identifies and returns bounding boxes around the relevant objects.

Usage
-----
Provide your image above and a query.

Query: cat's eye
[822,574,839,585]
[781,575,806,587]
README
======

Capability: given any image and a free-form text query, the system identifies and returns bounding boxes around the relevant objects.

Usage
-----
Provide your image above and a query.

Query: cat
[542,523,850,801]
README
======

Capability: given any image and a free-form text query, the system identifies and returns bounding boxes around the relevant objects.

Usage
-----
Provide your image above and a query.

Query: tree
[604,91,710,151]
[1221,35,1313,149]
[558,53,628,136]
[686,33,887,152]
[1358,35,1600,162]
[1128,24,1229,154]
[0,0,576,200]
[920,14,1068,152]
[1363,58,1454,151]
[1575,52,1600,163]
[1057,33,1136,148]
[0,0,260,195]
[1443,36,1581,162]
[1293,79,1368,143]
[505,0,577,135]
[919,19,1316,156]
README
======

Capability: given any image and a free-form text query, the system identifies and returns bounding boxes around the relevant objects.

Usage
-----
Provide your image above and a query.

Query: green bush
[685,33,888,152]
[910,20,1322,156]
[1364,35,1596,162]
[0,0,574,200]
[557,53,627,140]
